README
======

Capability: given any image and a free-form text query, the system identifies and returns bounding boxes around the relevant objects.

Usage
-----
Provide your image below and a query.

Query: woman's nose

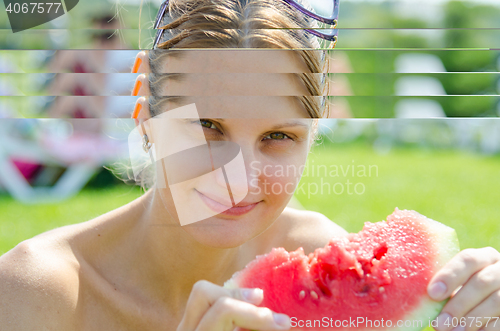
[210,141,259,203]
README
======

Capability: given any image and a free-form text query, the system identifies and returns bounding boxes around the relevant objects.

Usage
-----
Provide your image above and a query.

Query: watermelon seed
[310,291,319,300]
[299,290,306,300]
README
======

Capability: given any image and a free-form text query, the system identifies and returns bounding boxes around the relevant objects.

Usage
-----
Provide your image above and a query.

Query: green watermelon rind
[224,211,461,331]
[224,270,243,290]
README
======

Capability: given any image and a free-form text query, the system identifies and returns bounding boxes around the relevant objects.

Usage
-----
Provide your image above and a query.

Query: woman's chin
[181,214,266,249]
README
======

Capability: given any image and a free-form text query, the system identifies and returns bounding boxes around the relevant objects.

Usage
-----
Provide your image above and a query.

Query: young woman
[1,1,500,331]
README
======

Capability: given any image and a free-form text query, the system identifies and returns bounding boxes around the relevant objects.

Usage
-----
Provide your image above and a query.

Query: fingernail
[436,313,452,331]
[132,57,142,73]
[273,313,290,329]
[241,288,263,302]
[428,281,447,300]
[132,103,142,119]
[132,80,142,96]
[451,326,465,331]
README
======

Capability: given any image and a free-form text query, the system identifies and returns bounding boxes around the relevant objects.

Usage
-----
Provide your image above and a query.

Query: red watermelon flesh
[225,208,460,331]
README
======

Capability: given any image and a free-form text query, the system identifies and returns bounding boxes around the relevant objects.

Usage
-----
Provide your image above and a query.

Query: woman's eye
[200,120,216,130]
[264,132,290,140]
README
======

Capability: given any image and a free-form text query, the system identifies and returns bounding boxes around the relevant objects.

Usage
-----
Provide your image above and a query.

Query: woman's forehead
[156,96,312,118]
[158,49,314,73]
[157,73,314,96]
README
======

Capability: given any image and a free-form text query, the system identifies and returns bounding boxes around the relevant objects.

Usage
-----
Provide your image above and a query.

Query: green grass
[0,185,142,255]
[1,144,499,256]
[296,143,500,251]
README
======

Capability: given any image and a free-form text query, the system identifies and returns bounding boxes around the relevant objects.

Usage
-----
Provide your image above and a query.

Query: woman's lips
[196,190,260,216]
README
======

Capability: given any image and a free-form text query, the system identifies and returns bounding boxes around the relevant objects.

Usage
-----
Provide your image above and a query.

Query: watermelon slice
[225,208,460,331]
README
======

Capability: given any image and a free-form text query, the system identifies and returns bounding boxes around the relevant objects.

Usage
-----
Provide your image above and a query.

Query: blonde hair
[147,0,330,118]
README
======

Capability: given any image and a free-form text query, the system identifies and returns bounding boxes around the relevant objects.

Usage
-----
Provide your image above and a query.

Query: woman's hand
[177,280,291,331]
[428,247,500,331]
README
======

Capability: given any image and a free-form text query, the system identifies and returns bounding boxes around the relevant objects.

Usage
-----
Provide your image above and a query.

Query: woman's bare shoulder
[0,236,80,330]
[271,207,348,255]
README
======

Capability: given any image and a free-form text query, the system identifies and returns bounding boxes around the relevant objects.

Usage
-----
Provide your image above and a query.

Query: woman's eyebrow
[269,121,309,130]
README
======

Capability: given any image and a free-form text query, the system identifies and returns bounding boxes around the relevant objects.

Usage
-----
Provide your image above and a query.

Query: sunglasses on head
[152,0,339,50]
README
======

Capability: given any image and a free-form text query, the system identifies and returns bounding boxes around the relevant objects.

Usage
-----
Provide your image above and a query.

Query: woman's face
[145,50,316,248]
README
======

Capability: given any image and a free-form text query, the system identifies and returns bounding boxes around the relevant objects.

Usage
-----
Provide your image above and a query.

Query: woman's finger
[197,296,290,331]
[428,247,500,302]
[178,280,264,331]
[438,261,500,328]
[463,289,500,331]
